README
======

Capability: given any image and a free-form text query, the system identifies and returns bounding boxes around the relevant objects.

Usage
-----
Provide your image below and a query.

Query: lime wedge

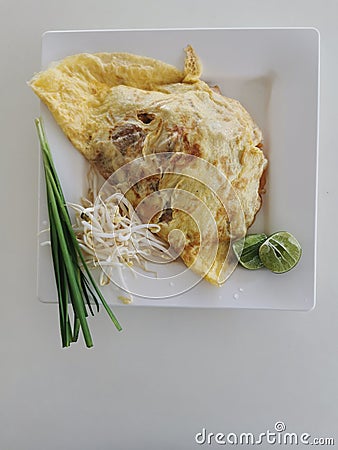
[233,233,267,270]
[259,231,302,273]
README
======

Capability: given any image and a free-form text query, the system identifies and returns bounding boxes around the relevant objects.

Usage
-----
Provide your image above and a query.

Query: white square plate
[37,28,319,310]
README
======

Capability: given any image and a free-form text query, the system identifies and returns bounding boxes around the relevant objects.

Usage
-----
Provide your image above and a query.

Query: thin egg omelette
[29,46,268,286]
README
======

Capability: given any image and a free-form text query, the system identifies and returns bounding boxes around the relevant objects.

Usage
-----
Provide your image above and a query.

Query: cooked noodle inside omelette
[30,46,267,285]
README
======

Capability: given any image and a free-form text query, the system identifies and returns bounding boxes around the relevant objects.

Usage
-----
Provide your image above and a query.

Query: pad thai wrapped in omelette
[30,45,267,286]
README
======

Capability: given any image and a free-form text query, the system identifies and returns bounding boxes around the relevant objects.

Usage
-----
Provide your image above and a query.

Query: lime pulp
[233,233,268,270]
[258,231,302,274]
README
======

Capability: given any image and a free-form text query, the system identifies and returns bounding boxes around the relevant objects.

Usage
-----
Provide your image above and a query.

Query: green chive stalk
[35,117,122,347]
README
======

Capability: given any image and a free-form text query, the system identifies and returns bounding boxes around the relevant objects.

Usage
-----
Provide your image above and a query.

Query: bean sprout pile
[69,169,170,303]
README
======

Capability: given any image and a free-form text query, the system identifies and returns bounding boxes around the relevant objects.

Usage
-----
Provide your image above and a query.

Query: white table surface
[1,1,337,449]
